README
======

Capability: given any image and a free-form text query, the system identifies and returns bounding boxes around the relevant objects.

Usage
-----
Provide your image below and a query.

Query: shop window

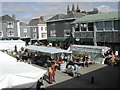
[88,23,94,31]
[104,21,112,30]
[96,22,104,31]
[114,20,120,30]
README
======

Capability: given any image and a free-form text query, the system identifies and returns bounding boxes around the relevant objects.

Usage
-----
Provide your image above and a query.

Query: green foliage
[75,52,88,58]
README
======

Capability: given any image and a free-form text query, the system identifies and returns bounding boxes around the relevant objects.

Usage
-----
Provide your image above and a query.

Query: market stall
[0,40,26,51]
[68,45,110,64]
[0,51,17,63]
[24,45,72,54]
[0,51,46,89]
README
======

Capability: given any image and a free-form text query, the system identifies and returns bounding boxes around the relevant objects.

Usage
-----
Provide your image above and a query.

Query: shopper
[51,62,56,82]
[36,78,44,90]
[47,63,52,84]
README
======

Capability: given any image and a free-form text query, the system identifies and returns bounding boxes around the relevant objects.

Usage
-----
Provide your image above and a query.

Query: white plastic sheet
[0,51,47,89]
[0,40,26,51]
[0,51,17,63]
[25,45,72,54]
[69,45,110,64]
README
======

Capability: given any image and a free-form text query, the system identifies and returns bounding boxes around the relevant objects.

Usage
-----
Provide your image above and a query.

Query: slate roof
[48,14,66,21]
[73,11,120,24]
[2,15,14,22]
[0,14,18,23]
[29,17,46,26]
[47,11,86,22]
[20,22,29,26]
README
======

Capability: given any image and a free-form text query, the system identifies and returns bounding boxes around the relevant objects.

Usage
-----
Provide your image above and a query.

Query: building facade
[29,16,47,44]
[46,4,86,49]
[19,22,31,44]
[73,11,120,53]
[46,4,99,49]
[0,14,20,39]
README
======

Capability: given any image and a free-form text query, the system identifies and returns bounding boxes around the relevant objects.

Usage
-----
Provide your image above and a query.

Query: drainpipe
[93,22,97,46]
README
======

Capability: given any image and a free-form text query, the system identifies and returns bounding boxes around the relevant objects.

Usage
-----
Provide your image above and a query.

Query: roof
[25,45,72,54]
[29,16,46,26]
[20,22,29,26]
[47,12,86,22]
[0,51,47,88]
[73,11,120,24]
[69,45,110,54]
[48,14,66,21]
[1,15,16,22]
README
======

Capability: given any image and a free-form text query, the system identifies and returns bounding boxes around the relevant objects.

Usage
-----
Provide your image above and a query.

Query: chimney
[93,8,99,13]
[12,14,16,20]
[40,16,44,20]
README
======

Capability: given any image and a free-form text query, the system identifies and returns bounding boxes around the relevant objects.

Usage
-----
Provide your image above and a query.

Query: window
[50,30,56,36]
[41,27,43,31]
[33,34,37,38]
[75,24,79,31]
[51,23,55,26]
[33,28,37,32]
[81,23,87,31]
[7,31,14,37]
[96,22,104,31]
[41,33,47,38]
[104,21,112,30]
[65,22,69,25]
[64,30,71,37]
[7,22,14,28]
[45,27,47,31]
[88,23,94,31]
[23,29,27,33]
[114,20,120,30]
[75,27,79,31]
[25,35,27,37]
[0,31,3,37]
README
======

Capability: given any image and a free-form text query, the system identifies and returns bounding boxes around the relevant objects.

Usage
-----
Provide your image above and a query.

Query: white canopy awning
[0,51,47,89]
[24,45,72,54]
[68,45,110,64]
[68,45,110,55]
[0,40,26,51]
[0,51,17,63]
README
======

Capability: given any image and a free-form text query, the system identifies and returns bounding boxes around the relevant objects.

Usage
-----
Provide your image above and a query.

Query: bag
[48,67,52,73]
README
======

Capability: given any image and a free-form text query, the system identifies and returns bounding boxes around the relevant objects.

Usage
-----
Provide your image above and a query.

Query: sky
[0,0,119,24]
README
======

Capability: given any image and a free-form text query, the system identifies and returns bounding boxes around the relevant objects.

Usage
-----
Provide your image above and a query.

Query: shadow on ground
[46,65,120,88]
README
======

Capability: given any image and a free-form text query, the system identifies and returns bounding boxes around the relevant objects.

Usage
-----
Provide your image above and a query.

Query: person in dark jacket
[36,78,44,90]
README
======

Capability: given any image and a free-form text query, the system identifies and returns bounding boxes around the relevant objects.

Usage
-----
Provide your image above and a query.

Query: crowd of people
[105,50,120,66]
[1,46,120,90]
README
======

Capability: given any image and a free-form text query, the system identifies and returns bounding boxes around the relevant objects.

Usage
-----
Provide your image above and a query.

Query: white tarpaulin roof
[0,51,47,89]
[68,45,110,64]
[0,51,17,63]
[25,45,72,54]
[0,40,26,51]
[68,45,110,55]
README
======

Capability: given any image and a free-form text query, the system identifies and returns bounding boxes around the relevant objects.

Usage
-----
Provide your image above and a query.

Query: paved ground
[32,63,120,88]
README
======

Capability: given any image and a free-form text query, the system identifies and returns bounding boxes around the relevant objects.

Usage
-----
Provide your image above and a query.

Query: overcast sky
[1,0,119,24]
